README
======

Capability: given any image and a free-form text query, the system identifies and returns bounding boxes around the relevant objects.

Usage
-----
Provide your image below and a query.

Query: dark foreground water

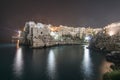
[0,43,109,80]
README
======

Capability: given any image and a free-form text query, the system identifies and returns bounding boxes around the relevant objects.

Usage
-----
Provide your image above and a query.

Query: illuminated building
[18,21,103,48]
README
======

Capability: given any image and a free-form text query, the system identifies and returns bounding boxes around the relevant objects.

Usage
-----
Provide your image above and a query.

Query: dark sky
[1,0,120,42]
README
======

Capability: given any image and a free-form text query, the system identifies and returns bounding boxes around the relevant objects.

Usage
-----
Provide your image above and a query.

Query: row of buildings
[18,21,102,48]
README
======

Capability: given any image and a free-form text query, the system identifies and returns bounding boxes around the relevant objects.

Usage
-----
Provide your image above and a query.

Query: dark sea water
[0,43,109,80]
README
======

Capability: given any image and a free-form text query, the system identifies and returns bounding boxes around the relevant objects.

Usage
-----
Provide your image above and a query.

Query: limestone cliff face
[19,21,103,48]
[19,21,54,47]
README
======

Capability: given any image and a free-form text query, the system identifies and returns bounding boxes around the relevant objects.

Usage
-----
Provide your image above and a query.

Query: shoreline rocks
[103,51,120,80]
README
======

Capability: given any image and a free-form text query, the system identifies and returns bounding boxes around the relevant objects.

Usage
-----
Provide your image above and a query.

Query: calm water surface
[0,43,108,80]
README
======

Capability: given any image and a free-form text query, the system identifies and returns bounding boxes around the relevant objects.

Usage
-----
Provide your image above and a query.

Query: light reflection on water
[47,49,56,80]
[82,45,93,79]
[13,46,24,78]
[5,44,108,80]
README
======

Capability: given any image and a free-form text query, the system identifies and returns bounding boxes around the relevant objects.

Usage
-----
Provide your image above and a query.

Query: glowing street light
[108,31,114,36]
[85,36,91,42]
[18,30,21,37]
[85,36,90,41]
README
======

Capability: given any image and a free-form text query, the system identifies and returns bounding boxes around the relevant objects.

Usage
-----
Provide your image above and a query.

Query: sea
[0,43,110,80]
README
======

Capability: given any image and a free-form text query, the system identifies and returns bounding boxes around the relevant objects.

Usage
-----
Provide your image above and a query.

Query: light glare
[109,31,114,36]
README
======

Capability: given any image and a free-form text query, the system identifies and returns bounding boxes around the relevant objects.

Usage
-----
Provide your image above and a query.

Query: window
[41,32,43,34]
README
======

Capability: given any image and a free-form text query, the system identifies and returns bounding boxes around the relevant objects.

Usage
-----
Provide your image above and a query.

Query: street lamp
[18,30,21,37]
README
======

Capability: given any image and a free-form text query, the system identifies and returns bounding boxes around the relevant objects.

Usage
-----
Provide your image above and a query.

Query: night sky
[1,0,120,42]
